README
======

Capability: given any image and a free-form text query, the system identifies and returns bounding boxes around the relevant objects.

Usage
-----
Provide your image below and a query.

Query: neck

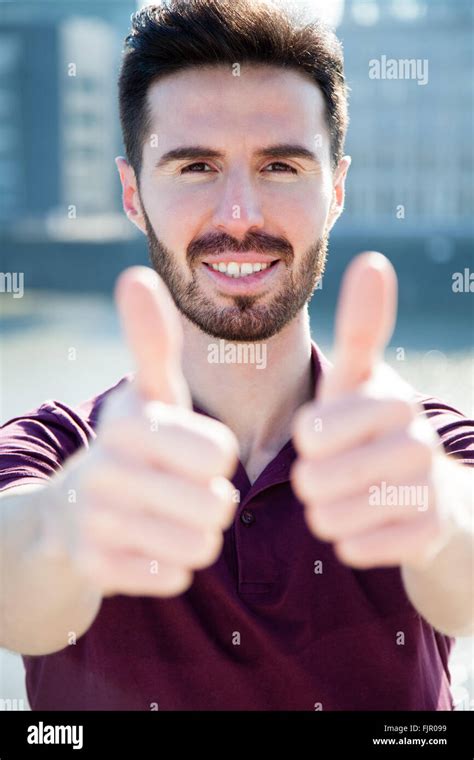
[181,309,314,478]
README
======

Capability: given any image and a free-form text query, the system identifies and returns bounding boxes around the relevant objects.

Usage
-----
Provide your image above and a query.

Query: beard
[142,209,328,342]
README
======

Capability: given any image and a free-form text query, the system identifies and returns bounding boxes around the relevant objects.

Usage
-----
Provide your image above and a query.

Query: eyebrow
[154,143,321,169]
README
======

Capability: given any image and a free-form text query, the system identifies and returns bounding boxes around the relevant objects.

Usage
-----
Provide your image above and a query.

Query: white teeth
[207,261,274,277]
[227,262,240,276]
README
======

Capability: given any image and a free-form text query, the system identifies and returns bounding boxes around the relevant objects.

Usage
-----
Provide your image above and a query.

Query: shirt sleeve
[1,385,472,496]
[0,401,96,493]
[417,395,474,467]
[0,376,131,493]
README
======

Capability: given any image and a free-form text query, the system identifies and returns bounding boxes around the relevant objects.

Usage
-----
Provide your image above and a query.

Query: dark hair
[118,0,348,177]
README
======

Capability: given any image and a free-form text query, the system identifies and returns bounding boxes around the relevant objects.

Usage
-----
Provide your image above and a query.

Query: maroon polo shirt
[1,344,473,711]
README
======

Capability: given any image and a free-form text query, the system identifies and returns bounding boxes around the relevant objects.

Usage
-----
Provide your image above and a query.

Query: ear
[327,155,351,232]
[115,157,147,235]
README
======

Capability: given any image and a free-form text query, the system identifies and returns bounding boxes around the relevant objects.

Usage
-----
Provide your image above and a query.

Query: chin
[188,303,296,342]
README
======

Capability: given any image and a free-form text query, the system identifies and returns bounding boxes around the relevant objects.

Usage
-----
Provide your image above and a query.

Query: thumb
[115,266,191,407]
[320,252,397,402]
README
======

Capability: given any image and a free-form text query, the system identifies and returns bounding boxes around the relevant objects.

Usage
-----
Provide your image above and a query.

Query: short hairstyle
[118,0,348,177]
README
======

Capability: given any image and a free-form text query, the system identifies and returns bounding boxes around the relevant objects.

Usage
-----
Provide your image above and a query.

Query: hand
[291,252,455,571]
[52,267,239,597]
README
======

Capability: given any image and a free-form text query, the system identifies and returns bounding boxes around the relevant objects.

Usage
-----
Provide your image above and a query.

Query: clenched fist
[291,252,457,571]
[50,267,238,598]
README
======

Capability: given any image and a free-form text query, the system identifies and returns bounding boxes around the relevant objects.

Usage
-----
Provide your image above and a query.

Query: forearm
[401,465,474,637]
[0,482,102,655]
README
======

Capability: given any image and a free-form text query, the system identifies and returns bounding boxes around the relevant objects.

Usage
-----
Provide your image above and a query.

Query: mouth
[200,258,281,293]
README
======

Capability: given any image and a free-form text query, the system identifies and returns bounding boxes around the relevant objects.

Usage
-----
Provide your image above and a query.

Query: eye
[264,162,298,174]
[180,161,298,175]
[180,162,214,174]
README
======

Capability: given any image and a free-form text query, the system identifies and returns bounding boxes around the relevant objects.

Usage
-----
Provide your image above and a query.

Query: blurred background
[0,0,472,711]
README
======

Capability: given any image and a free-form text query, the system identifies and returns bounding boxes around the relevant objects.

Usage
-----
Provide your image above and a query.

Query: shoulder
[0,375,134,491]
[74,373,134,431]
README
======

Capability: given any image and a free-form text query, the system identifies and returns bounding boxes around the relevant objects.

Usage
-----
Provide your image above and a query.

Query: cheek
[162,193,210,254]
[276,185,332,244]
[141,183,205,252]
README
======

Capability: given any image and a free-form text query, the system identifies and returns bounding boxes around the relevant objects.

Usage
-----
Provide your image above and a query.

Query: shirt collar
[193,341,332,494]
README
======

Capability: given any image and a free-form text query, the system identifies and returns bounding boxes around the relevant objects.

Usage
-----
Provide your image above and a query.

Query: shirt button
[240,509,255,526]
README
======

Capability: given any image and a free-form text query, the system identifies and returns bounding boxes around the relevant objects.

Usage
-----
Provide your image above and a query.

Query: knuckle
[200,439,234,477]
[313,509,333,540]
[207,437,229,469]
[157,569,194,597]
[306,505,331,540]
[209,477,238,526]
[206,530,225,565]
[209,424,239,475]
[291,459,312,502]
[333,540,355,566]
[293,404,320,453]
[190,530,223,569]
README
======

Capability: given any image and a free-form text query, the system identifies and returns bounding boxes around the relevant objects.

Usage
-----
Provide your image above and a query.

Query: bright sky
[299,0,345,26]
[137,0,346,27]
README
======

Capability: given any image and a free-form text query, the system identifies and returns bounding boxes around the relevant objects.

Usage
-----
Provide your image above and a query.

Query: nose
[211,168,265,239]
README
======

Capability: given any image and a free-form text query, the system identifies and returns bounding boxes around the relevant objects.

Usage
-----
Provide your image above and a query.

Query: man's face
[119,64,349,341]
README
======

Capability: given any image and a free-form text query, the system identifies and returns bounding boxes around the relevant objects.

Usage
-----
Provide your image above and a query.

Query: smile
[200,259,281,292]
[204,261,275,278]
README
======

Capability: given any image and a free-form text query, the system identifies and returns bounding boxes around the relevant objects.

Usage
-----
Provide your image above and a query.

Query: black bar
[0,710,472,758]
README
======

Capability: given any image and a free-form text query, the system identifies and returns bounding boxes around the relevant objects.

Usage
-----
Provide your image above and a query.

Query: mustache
[187,231,293,264]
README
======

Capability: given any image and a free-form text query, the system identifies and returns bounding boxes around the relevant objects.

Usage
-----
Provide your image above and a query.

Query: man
[0,0,472,711]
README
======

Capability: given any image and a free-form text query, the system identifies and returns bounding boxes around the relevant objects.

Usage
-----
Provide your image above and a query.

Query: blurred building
[337,0,473,236]
[60,18,118,219]
[0,0,135,241]
[0,0,472,290]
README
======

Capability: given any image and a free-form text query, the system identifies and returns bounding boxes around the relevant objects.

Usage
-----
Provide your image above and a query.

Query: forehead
[146,64,328,146]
